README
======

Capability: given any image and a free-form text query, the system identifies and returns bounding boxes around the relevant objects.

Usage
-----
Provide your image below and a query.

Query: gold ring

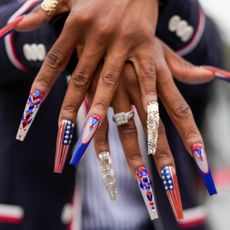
[41,0,58,16]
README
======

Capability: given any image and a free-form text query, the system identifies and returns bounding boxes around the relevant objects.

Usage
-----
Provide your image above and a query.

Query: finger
[131,45,160,156]
[70,49,127,166]
[127,73,183,220]
[154,121,183,220]
[16,19,78,141]
[112,86,158,220]
[161,41,214,84]
[157,59,217,196]
[94,117,117,201]
[54,45,104,173]
[15,1,69,32]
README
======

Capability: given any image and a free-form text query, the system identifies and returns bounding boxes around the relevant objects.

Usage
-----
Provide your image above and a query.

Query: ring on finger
[41,0,58,16]
[112,110,135,126]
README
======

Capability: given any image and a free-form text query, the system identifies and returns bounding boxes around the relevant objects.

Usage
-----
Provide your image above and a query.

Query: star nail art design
[54,120,74,173]
[70,114,101,167]
[161,166,183,219]
[147,102,160,156]
[16,89,44,141]
[136,166,158,220]
[98,151,117,201]
[192,144,217,196]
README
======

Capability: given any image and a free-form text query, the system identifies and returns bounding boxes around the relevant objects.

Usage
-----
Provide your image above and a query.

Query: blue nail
[70,114,101,167]
[192,144,217,196]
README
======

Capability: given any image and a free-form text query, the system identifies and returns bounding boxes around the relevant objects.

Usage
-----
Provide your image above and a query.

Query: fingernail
[192,144,217,196]
[70,114,101,167]
[203,66,230,82]
[98,151,117,201]
[161,166,183,219]
[54,120,74,173]
[0,16,24,39]
[147,102,160,156]
[16,89,44,141]
[136,166,158,220]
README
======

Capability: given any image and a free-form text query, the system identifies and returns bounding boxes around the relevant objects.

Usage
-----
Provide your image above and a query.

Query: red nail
[161,166,184,219]
[54,120,74,173]
[0,16,24,38]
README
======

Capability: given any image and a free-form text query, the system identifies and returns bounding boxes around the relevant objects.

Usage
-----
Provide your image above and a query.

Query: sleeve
[156,0,205,56]
[0,0,60,85]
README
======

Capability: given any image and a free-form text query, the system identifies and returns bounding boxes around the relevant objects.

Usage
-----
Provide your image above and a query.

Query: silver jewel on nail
[98,151,117,201]
[147,102,160,155]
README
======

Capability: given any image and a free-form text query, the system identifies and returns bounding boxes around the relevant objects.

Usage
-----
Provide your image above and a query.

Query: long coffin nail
[0,16,24,39]
[54,120,74,173]
[161,166,183,219]
[192,144,217,196]
[16,89,44,141]
[136,166,158,220]
[147,102,160,156]
[70,114,101,167]
[98,151,117,201]
[203,66,230,82]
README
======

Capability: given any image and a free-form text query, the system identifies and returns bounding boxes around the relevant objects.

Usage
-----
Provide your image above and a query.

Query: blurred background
[198,1,230,229]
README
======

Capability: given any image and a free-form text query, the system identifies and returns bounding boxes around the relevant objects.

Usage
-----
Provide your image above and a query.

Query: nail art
[0,16,24,39]
[70,114,101,167]
[203,66,230,82]
[192,144,217,196]
[16,89,44,141]
[54,120,75,173]
[98,151,117,201]
[147,102,160,156]
[136,166,158,220]
[161,166,183,219]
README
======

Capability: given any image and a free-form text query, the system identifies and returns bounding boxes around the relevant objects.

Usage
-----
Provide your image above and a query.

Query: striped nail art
[161,166,183,219]
[54,120,74,173]
[192,144,217,196]
[70,114,101,167]
[16,89,44,141]
[136,166,158,220]
[0,16,24,39]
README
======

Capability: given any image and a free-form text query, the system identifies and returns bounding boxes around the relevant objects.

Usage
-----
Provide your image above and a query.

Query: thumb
[162,41,214,84]
[15,6,51,32]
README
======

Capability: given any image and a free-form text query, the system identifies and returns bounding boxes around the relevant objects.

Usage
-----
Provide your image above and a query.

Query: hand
[16,0,160,141]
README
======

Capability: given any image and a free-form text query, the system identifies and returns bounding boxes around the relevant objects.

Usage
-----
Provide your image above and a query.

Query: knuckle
[35,75,50,91]
[184,129,200,140]
[71,69,90,89]
[102,68,119,89]
[173,101,192,120]
[94,99,109,113]
[62,103,78,116]
[128,153,143,165]
[72,10,91,26]
[118,121,137,136]
[45,49,65,69]
[155,148,171,162]
[138,59,156,80]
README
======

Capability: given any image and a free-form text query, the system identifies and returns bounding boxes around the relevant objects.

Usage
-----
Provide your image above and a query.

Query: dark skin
[15,1,215,174]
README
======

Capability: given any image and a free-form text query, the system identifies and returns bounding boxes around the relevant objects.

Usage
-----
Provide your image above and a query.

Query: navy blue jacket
[0,1,223,230]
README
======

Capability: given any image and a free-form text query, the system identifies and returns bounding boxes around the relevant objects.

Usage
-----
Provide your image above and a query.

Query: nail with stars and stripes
[54,120,75,173]
[136,166,158,220]
[192,144,217,196]
[16,89,44,141]
[70,114,101,167]
[161,166,183,219]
